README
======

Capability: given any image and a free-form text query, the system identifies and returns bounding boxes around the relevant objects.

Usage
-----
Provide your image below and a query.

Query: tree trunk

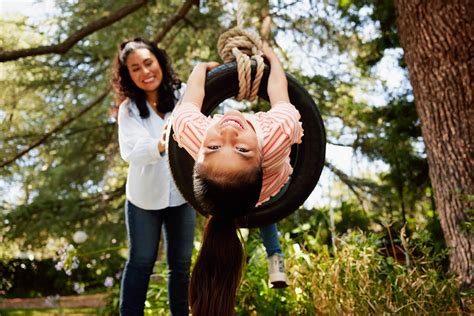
[394,0,473,288]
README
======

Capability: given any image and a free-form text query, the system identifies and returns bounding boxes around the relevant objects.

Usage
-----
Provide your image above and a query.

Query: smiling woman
[114,39,179,121]
[111,38,195,316]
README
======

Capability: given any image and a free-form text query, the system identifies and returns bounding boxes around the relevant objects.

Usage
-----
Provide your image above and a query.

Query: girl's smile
[197,110,262,178]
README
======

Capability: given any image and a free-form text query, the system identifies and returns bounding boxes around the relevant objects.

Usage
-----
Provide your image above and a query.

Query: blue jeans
[259,223,282,257]
[120,201,196,316]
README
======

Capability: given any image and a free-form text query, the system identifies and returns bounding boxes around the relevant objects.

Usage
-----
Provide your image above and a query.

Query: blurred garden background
[0,0,472,314]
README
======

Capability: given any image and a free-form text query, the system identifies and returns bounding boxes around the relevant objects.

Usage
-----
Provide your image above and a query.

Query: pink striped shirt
[172,102,303,205]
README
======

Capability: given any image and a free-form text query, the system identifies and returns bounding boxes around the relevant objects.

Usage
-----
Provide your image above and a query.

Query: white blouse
[117,91,186,210]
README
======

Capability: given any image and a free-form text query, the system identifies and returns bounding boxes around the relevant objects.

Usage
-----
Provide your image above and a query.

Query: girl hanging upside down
[172,42,303,316]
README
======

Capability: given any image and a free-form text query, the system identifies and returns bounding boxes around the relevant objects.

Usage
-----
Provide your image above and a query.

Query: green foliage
[337,0,399,70]
[1,253,123,298]
[1,1,464,312]
[350,94,432,225]
[2,227,464,314]
[0,0,436,258]
[236,229,462,314]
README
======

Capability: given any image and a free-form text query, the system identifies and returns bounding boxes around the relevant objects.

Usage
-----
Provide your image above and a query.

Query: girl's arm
[261,42,290,106]
[180,62,219,110]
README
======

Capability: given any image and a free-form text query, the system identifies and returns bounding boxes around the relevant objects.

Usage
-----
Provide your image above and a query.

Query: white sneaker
[267,254,288,288]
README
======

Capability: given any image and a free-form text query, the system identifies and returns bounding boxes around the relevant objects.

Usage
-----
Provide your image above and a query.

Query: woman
[111,37,194,316]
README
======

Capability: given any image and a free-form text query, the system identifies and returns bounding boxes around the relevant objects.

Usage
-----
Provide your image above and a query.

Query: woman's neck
[146,91,159,109]
[146,91,164,118]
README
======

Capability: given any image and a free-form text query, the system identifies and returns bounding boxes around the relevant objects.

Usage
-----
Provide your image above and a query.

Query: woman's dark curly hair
[111,37,181,118]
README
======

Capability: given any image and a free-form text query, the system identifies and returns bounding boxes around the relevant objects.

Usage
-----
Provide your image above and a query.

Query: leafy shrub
[101,224,463,314]
[1,252,124,298]
[236,229,462,314]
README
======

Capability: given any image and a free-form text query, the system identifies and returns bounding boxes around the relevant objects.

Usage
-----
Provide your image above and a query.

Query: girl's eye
[236,147,249,153]
[207,145,220,150]
[132,68,140,72]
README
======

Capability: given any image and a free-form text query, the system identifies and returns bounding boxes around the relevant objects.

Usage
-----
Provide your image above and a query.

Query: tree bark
[394,0,473,288]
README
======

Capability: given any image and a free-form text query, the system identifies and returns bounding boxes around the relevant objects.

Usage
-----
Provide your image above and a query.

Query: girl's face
[126,48,163,93]
[196,110,261,178]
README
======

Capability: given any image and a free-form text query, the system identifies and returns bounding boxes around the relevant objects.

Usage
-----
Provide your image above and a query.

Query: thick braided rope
[232,48,251,100]
[217,27,264,101]
[250,47,264,100]
[237,0,244,28]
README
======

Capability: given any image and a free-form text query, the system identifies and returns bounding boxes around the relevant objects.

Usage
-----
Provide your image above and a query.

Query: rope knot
[217,27,264,101]
[217,27,262,63]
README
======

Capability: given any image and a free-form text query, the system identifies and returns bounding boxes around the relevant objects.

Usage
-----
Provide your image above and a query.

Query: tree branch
[324,161,378,207]
[270,1,300,14]
[0,0,148,62]
[1,90,109,168]
[153,0,198,44]
[1,1,199,168]
[326,140,354,147]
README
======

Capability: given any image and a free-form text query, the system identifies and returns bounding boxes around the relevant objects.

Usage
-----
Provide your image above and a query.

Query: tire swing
[168,24,326,229]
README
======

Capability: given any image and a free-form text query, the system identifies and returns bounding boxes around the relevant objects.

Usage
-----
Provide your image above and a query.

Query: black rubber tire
[168,62,326,228]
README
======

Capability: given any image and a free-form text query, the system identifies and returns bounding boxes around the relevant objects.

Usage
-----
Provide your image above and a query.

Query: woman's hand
[158,119,171,155]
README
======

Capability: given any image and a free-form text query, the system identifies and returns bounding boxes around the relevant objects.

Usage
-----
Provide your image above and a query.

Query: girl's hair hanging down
[111,37,181,118]
[189,217,243,316]
[189,164,263,316]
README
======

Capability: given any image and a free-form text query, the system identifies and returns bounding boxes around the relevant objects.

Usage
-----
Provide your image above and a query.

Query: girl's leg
[259,223,282,257]
[120,201,163,315]
[162,203,196,316]
[259,223,288,288]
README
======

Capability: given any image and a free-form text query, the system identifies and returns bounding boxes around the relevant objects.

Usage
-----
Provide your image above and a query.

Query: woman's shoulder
[118,98,140,118]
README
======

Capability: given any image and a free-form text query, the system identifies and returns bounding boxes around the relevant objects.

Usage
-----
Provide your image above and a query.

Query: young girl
[172,42,303,315]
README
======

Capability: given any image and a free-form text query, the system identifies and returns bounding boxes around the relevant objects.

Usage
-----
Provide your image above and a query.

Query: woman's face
[126,48,163,92]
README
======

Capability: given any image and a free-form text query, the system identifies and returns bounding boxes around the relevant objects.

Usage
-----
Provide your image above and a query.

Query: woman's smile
[142,76,156,84]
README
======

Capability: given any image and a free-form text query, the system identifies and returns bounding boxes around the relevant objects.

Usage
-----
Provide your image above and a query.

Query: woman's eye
[207,145,220,150]
[237,147,249,153]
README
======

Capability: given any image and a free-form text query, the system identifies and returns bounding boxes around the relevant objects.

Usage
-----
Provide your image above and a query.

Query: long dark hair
[189,163,263,316]
[111,37,181,118]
